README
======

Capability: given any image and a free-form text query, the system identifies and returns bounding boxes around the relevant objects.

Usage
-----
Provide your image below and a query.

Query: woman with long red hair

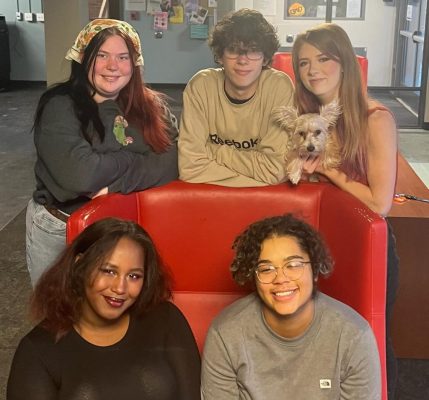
[292,23,398,399]
[26,19,178,287]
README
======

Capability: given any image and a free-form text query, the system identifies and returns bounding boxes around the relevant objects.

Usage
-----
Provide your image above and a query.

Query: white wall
[241,1,397,86]
[0,0,397,86]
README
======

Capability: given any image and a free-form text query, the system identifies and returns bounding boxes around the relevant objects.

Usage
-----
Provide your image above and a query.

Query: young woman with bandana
[26,19,178,287]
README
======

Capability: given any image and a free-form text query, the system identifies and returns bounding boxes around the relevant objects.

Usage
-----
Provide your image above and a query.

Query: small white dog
[273,101,342,184]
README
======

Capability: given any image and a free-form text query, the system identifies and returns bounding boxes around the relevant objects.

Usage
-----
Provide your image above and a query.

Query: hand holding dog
[300,156,330,183]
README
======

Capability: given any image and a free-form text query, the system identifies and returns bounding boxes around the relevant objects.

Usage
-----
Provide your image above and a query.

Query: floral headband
[65,19,144,66]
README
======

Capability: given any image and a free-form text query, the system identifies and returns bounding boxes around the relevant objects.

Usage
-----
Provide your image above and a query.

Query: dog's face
[272,100,341,157]
[291,114,331,157]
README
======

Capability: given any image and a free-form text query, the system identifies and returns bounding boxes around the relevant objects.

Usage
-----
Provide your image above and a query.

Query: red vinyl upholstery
[67,180,387,399]
[272,51,368,87]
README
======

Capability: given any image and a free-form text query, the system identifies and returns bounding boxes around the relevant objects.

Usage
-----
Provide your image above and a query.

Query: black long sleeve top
[7,302,201,400]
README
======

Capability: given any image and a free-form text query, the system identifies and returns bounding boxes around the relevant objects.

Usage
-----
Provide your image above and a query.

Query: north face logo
[319,379,331,389]
[209,134,259,149]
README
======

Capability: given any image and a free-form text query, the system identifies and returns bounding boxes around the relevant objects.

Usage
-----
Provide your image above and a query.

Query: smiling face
[255,235,315,338]
[297,42,342,105]
[89,34,133,103]
[219,45,266,100]
[81,237,145,327]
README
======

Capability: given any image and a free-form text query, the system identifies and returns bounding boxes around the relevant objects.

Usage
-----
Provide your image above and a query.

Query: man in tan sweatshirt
[178,9,294,187]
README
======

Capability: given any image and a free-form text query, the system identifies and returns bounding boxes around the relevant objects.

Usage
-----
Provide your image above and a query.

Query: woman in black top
[9,218,200,400]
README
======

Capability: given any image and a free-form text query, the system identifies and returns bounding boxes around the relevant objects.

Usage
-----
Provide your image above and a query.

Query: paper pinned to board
[346,0,361,18]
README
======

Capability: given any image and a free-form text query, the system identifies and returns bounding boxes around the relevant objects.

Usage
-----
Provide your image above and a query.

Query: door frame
[392,0,429,128]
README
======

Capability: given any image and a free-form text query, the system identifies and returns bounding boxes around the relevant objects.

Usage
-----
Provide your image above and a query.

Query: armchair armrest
[66,192,139,244]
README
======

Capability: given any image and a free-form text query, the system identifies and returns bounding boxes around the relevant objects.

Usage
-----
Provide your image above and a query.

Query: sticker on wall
[154,11,169,30]
[406,5,413,21]
[190,24,209,39]
[189,6,208,24]
[184,0,198,23]
[288,2,305,17]
[170,4,184,23]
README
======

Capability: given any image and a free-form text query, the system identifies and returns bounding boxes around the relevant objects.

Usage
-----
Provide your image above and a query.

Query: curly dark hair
[209,8,280,65]
[231,214,333,290]
[31,218,171,340]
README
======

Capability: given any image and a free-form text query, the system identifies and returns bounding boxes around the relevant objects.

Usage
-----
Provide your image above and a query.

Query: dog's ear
[319,100,342,127]
[272,106,299,131]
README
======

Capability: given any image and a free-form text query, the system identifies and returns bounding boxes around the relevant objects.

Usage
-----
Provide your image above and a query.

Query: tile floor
[398,130,429,188]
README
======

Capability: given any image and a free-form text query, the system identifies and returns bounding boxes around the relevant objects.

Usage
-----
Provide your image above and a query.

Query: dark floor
[368,88,419,128]
[0,82,429,400]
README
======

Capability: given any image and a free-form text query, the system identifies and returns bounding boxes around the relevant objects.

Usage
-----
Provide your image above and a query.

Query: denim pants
[25,198,67,287]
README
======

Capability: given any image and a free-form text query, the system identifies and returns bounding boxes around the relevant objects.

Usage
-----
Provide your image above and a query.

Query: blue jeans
[25,198,67,287]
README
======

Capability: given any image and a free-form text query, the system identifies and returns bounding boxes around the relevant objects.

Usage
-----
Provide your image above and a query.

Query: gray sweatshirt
[33,95,178,213]
[202,292,381,400]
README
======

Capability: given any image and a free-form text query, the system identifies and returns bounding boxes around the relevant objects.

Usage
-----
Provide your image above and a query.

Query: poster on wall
[170,1,185,23]
[184,0,198,22]
[189,6,208,24]
[345,0,361,18]
[154,11,169,29]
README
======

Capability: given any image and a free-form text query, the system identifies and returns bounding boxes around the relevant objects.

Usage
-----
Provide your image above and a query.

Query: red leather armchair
[271,51,368,87]
[67,180,387,399]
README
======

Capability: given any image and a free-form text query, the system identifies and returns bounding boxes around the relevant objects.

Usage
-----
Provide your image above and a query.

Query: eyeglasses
[223,48,264,61]
[255,260,311,284]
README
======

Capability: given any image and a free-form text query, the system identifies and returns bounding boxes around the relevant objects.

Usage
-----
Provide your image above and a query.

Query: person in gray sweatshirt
[201,214,381,400]
[26,19,178,286]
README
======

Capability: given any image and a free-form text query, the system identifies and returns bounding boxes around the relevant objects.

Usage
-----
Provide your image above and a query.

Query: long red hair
[94,28,172,153]
[292,23,368,181]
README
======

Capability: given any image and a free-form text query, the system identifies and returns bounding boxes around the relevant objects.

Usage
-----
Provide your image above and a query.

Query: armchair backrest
[272,51,368,87]
[67,180,387,398]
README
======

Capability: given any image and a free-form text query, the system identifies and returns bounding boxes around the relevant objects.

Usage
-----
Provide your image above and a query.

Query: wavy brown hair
[209,8,280,66]
[292,23,368,180]
[231,214,333,292]
[31,218,171,340]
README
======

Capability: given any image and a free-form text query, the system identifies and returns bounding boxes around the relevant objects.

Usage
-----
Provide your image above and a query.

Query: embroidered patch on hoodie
[113,115,133,146]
